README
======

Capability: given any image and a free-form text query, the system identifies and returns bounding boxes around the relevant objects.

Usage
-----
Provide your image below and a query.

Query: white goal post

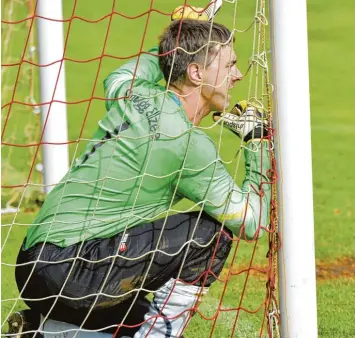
[36,0,69,194]
[269,0,318,336]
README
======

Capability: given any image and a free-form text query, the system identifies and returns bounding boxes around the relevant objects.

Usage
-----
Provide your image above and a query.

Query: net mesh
[1,1,280,337]
[1,0,43,214]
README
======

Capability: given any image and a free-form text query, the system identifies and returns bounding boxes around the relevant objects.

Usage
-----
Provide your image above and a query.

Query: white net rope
[1,1,280,337]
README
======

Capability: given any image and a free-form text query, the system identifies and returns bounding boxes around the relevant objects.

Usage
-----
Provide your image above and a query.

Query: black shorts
[16,211,232,333]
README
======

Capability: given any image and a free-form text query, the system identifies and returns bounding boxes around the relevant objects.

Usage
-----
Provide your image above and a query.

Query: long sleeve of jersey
[174,129,271,240]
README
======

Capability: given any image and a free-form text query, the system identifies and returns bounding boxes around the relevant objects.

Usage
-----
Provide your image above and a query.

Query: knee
[208,231,232,277]
[191,230,233,287]
[195,211,232,245]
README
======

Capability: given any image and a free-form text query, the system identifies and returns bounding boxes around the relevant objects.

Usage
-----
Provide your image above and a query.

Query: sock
[133,278,208,338]
[42,317,114,338]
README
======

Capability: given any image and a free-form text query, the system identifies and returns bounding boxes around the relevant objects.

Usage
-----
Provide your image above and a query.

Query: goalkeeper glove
[213,100,268,143]
[171,5,209,21]
[171,1,222,21]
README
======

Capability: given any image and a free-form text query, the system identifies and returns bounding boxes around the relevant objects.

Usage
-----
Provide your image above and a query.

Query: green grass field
[2,0,355,337]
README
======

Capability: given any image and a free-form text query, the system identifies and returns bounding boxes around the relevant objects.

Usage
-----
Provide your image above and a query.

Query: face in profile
[200,45,243,112]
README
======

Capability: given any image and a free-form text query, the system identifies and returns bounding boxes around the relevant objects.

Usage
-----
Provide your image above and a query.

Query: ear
[186,62,203,86]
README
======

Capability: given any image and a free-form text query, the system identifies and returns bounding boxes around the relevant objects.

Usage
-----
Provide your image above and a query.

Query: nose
[233,67,243,81]
[229,67,243,88]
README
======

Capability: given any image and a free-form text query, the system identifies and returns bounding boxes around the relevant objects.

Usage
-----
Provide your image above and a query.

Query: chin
[221,100,231,111]
[210,95,231,112]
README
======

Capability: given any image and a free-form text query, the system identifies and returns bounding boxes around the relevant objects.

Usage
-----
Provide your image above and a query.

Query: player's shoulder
[158,91,193,137]
[126,82,193,137]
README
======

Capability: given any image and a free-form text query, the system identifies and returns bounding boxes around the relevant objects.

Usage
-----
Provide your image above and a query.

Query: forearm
[174,131,271,241]
[238,139,271,239]
[215,140,271,240]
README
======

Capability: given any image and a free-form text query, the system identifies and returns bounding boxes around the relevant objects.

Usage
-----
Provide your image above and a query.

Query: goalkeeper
[13,6,271,338]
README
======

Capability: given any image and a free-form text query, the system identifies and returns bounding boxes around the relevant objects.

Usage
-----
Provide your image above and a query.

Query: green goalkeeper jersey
[25,47,271,249]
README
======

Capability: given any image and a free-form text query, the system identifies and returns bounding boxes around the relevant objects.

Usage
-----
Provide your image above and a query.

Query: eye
[228,61,237,68]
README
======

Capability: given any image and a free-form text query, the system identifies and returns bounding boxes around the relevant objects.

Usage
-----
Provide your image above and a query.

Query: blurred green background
[1,0,354,337]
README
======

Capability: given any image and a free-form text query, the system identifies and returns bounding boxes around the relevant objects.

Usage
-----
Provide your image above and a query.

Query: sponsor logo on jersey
[126,91,161,140]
